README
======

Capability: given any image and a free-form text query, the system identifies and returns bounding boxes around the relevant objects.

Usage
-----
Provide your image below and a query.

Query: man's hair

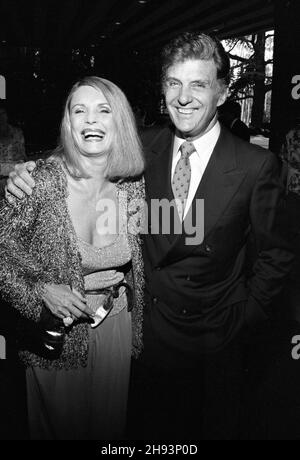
[54,76,145,180]
[161,32,230,87]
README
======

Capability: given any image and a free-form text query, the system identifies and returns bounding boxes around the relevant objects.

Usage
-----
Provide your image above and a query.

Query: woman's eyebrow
[166,76,180,82]
[71,103,85,109]
[71,102,111,109]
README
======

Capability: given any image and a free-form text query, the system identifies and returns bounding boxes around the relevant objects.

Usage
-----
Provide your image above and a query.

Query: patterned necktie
[172,141,195,220]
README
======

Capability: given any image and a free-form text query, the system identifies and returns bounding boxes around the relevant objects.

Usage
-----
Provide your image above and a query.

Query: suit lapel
[158,127,247,266]
[145,127,174,202]
[144,126,179,244]
[191,127,246,239]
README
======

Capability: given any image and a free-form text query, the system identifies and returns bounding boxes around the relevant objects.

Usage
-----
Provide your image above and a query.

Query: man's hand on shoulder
[5,161,37,201]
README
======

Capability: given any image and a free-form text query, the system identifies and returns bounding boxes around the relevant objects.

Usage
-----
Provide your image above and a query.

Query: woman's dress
[26,195,132,440]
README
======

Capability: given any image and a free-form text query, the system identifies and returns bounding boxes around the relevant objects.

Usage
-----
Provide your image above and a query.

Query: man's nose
[178,86,193,105]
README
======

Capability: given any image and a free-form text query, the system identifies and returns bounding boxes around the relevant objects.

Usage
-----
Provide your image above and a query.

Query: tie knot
[180,141,195,159]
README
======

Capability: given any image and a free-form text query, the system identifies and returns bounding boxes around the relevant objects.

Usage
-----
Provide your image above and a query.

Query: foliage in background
[223,31,274,130]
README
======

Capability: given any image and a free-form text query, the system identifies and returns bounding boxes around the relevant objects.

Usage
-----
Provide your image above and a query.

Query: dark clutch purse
[38,306,66,359]
[17,306,66,360]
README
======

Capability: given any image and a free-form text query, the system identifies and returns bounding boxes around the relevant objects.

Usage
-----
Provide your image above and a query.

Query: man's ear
[217,86,229,107]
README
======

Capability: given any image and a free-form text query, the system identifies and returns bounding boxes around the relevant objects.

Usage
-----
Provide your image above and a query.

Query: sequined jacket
[0,159,145,369]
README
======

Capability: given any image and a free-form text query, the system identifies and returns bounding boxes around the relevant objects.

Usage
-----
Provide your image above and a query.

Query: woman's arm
[0,161,92,322]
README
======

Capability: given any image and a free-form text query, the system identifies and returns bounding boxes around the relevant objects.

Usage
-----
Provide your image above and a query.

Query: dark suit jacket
[141,125,293,369]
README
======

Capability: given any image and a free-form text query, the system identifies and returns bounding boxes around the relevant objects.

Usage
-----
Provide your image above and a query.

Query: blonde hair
[54,76,144,180]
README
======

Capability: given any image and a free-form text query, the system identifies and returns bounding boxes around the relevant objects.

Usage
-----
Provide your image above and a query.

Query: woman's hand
[42,284,94,321]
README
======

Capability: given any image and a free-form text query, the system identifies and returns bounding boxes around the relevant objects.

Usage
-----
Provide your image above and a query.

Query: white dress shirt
[172,120,221,219]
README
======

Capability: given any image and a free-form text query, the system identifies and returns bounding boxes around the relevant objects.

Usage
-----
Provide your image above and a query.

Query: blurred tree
[224,31,274,129]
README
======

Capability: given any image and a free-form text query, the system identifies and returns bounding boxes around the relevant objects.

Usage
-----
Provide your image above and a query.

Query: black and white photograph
[0,0,300,445]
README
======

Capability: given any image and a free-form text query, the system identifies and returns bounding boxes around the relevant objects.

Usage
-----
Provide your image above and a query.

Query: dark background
[0,0,276,154]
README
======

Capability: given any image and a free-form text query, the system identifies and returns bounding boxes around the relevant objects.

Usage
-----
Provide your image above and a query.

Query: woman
[0,76,145,440]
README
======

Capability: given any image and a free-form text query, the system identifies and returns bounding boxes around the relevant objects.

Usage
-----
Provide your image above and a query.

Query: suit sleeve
[245,152,294,325]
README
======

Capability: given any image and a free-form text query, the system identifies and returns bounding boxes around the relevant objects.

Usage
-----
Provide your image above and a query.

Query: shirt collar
[173,120,221,160]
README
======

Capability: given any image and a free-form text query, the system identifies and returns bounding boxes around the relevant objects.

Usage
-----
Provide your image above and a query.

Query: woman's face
[69,85,115,157]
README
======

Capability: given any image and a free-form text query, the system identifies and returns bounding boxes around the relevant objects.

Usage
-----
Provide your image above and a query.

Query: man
[6,33,293,440]
[218,100,251,142]
[0,99,26,196]
[280,115,300,321]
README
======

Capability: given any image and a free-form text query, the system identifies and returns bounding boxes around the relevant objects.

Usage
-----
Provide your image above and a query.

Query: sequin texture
[0,159,145,369]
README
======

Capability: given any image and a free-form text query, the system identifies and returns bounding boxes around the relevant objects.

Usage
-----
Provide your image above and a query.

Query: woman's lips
[81,129,105,141]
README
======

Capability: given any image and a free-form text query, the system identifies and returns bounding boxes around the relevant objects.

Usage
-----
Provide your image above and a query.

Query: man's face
[164,58,227,140]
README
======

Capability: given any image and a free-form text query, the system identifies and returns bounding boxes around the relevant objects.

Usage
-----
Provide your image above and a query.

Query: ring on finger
[63,316,74,326]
